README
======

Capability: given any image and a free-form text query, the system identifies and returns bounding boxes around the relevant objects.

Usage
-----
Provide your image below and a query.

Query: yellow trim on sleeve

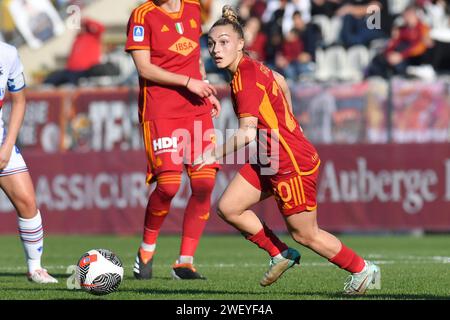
[126,45,151,51]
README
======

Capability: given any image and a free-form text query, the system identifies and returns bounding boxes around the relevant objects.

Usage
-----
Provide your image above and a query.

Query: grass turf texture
[0,234,449,300]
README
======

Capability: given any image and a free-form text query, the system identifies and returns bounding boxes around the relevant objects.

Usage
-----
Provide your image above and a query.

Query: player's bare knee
[217,200,239,221]
[217,201,230,220]
[216,206,226,220]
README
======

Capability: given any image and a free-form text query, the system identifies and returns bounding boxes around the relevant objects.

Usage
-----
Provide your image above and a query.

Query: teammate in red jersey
[126,0,221,280]
[194,6,381,294]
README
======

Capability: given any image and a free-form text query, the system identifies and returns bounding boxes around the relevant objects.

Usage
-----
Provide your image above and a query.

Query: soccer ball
[76,249,124,295]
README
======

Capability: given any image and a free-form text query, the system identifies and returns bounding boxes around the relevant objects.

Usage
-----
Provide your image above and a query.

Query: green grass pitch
[0,234,449,300]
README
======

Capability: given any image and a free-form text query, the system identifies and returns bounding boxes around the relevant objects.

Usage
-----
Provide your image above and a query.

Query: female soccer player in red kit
[126,0,221,280]
[195,6,381,294]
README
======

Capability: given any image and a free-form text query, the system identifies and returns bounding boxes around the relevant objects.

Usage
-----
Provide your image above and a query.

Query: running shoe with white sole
[344,260,381,295]
[27,269,58,284]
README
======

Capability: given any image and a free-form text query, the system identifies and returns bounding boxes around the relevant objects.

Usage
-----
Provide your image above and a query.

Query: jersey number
[272,81,296,133]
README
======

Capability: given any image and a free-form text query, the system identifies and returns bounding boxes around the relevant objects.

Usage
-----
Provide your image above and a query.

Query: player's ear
[238,38,244,52]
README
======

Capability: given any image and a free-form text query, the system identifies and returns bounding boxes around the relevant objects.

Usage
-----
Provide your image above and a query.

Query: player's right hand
[187,78,217,98]
[0,145,13,170]
[209,95,221,118]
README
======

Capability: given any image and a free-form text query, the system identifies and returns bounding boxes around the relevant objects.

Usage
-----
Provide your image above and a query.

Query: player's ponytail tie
[185,76,191,88]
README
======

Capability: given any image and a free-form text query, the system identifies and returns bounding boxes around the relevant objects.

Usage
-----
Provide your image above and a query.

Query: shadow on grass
[0,287,72,292]
[123,275,173,281]
[1,272,448,300]
[0,286,448,300]
[0,272,70,279]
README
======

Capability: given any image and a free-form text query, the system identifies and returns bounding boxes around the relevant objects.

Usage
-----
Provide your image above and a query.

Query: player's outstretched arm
[131,50,217,98]
[193,116,258,169]
[0,89,26,170]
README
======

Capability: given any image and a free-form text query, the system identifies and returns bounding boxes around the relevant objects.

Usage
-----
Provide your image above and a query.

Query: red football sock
[180,171,215,257]
[329,242,366,273]
[247,224,289,257]
[142,173,181,246]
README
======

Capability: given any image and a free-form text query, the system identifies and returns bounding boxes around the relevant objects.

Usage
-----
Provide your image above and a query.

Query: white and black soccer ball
[76,249,124,295]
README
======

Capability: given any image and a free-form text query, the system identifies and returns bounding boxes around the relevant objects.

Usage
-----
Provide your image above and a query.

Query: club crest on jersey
[175,22,184,34]
[133,26,145,42]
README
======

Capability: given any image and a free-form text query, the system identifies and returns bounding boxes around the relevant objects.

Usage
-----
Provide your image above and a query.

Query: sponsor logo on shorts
[153,137,178,154]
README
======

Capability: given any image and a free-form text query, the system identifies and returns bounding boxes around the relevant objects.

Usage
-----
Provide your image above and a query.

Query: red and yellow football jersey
[231,56,320,175]
[126,0,211,121]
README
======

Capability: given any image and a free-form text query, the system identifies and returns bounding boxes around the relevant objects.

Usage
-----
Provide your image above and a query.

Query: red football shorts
[238,163,320,216]
[141,112,220,183]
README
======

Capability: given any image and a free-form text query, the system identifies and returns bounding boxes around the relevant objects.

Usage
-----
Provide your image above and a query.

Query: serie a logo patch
[133,26,145,42]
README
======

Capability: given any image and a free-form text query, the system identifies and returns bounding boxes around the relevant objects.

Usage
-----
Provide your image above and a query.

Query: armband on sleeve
[7,72,26,92]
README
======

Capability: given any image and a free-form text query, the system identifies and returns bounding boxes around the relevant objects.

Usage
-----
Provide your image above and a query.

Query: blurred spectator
[238,0,267,21]
[264,30,284,70]
[244,16,267,61]
[262,0,286,37]
[311,0,342,17]
[1,0,21,45]
[43,18,106,86]
[337,0,388,48]
[8,0,65,49]
[421,0,450,73]
[201,0,239,32]
[275,29,306,80]
[366,5,432,78]
[261,0,289,68]
[262,0,312,36]
[419,0,449,28]
[292,10,322,61]
[273,27,315,80]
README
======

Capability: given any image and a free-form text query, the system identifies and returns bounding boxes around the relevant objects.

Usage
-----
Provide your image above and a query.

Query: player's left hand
[193,148,217,171]
[209,95,221,118]
[187,78,217,98]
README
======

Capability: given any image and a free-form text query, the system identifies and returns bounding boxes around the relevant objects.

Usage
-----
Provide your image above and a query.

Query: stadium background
[0,0,449,236]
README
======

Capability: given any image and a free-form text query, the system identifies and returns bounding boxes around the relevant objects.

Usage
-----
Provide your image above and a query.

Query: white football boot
[344,260,381,295]
[260,248,301,287]
[27,269,58,284]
